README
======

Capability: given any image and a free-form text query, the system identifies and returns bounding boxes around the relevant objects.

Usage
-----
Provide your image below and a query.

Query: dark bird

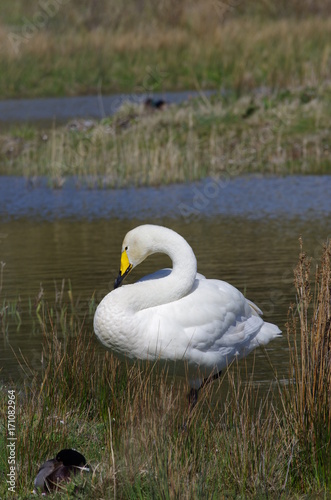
[242,101,259,119]
[34,448,89,494]
[144,98,167,110]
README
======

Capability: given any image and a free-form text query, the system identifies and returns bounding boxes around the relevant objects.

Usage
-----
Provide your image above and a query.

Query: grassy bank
[0,240,330,498]
[0,1,331,98]
[1,86,330,184]
[1,1,330,184]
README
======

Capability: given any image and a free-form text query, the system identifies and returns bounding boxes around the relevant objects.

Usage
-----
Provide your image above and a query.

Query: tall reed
[284,239,331,486]
[1,242,331,497]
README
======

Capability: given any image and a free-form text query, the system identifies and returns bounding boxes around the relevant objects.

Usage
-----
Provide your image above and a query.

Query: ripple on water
[0,175,331,221]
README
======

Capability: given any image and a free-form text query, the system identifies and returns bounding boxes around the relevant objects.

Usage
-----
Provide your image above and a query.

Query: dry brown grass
[1,240,331,496]
[283,239,331,486]
[1,2,331,98]
[1,85,330,182]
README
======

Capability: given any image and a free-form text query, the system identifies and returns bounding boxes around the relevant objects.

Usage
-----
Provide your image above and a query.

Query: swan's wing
[138,268,172,282]
[135,277,266,364]
[138,269,206,282]
[179,279,264,349]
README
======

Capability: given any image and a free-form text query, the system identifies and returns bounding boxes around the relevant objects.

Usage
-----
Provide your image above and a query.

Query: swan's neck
[120,230,197,311]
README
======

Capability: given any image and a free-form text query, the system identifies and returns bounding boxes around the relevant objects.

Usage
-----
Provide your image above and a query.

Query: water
[1,175,330,221]
[0,90,215,126]
[0,175,330,385]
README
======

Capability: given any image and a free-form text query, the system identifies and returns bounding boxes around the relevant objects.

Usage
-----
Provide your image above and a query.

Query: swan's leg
[188,370,223,409]
[201,369,223,389]
[181,388,199,430]
[188,388,199,408]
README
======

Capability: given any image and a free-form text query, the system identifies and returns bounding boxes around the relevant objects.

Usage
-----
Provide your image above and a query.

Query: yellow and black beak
[114,249,133,289]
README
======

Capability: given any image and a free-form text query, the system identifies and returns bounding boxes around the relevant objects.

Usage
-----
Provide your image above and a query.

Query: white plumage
[94,225,281,395]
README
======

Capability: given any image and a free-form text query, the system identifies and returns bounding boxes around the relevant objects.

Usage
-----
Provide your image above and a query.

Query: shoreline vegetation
[0,1,331,99]
[1,2,331,497]
[1,1,330,183]
[0,241,330,497]
[1,86,330,184]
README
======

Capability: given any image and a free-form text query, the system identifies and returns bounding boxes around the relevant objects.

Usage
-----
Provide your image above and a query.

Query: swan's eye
[125,246,128,251]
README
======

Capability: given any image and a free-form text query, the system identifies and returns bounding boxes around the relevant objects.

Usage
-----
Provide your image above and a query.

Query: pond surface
[1,175,330,221]
[0,90,215,126]
[0,175,330,387]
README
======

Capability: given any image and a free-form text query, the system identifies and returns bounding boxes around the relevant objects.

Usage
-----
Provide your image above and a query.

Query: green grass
[0,1,331,98]
[1,1,330,184]
[0,240,330,498]
[0,87,330,184]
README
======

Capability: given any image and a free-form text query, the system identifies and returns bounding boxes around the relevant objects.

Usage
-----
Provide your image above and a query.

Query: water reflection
[1,215,330,385]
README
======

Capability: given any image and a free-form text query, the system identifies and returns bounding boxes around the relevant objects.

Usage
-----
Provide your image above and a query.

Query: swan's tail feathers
[257,322,282,345]
[247,299,263,316]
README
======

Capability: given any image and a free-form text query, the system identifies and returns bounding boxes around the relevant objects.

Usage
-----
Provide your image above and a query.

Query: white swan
[94,225,281,403]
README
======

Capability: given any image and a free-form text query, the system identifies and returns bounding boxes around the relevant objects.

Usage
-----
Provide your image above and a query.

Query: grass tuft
[1,240,331,497]
[284,238,331,487]
[1,87,330,182]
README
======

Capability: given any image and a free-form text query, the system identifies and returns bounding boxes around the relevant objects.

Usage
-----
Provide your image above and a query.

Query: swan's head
[114,226,156,289]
